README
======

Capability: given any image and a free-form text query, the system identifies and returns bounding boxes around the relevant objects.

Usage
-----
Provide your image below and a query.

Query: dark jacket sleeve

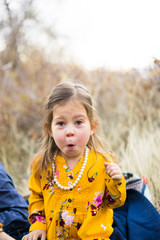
[0,163,29,232]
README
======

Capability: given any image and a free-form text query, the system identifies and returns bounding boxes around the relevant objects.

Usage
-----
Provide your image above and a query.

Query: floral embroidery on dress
[63,164,67,169]
[68,173,74,179]
[93,193,103,207]
[68,181,73,187]
[101,224,106,231]
[91,239,105,240]
[88,172,98,182]
[105,178,111,183]
[43,168,55,194]
[56,170,60,179]
[29,209,46,224]
[54,198,81,239]
[105,190,119,205]
[87,191,104,216]
[63,164,71,172]
[62,210,75,226]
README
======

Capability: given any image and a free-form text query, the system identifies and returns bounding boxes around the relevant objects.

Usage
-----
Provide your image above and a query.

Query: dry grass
[119,125,160,211]
[0,55,160,212]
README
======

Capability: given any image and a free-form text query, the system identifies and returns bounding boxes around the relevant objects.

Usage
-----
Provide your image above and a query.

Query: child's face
[50,99,96,162]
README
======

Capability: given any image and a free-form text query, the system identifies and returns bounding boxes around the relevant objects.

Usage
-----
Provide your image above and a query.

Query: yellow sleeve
[104,154,126,209]
[28,168,47,232]
[104,174,126,209]
[0,223,3,229]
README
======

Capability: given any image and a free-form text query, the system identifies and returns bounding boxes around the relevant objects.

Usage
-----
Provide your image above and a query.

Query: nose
[66,126,75,137]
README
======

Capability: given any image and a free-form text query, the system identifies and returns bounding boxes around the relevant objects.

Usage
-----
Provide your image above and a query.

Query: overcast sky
[34,0,160,70]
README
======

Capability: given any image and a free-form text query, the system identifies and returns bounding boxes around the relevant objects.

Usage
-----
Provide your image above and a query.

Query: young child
[22,82,126,240]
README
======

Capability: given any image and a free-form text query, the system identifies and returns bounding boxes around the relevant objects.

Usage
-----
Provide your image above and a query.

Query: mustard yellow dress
[29,150,126,240]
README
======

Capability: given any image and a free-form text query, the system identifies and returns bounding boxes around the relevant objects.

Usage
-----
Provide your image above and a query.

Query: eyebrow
[73,114,86,118]
[53,114,86,121]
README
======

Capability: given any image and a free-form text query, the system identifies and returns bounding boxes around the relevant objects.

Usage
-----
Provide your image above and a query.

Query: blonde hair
[31,82,116,175]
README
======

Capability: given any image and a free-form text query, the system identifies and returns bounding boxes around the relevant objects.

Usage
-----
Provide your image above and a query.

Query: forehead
[53,99,87,116]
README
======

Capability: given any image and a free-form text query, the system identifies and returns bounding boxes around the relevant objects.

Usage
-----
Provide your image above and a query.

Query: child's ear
[90,119,98,135]
[45,123,53,137]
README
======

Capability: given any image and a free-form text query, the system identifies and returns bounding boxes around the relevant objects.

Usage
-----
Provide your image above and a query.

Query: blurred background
[0,0,160,211]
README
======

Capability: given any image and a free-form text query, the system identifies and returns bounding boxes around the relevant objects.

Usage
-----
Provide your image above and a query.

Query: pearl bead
[52,146,89,190]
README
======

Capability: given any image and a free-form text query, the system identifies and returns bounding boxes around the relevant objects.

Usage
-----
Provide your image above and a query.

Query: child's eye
[75,120,83,125]
[57,121,65,126]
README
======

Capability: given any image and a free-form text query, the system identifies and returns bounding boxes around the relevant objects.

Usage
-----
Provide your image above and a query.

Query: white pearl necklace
[52,147,89,190]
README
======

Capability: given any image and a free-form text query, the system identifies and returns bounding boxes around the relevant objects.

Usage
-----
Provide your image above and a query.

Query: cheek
[53,134,64,148]
[77,129,91,143]
[53,133,61,142]
[51,127,63,143]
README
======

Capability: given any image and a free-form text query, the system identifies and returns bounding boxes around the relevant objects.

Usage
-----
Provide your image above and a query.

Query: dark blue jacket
[111,189,160,240]
[0,162,30,237]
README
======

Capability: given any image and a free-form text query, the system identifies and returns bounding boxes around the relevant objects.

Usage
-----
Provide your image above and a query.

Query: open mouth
[67,144,75,148]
